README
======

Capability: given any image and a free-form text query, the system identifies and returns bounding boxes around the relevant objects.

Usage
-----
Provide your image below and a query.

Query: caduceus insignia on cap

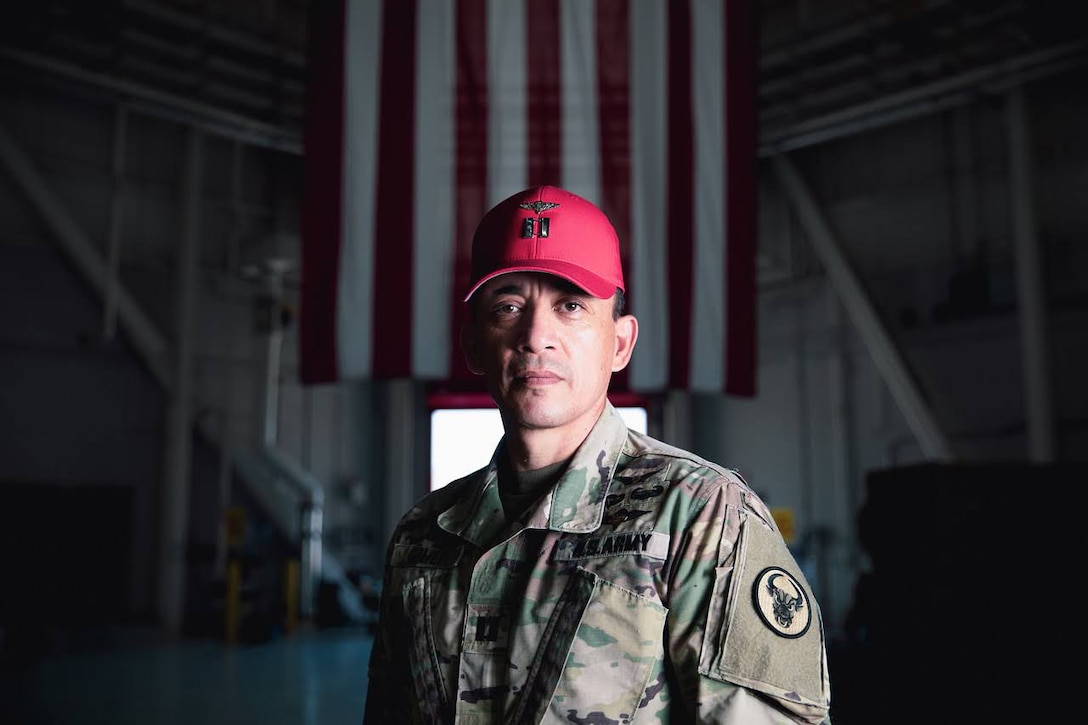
[520,201,560,214]
[519,201,560,238]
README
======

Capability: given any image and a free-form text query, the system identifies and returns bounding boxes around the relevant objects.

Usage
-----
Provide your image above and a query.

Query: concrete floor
[0,626,372,725]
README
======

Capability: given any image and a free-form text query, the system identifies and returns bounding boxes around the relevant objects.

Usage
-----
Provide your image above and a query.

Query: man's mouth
[516,370,561,384]
[511,361,564,385]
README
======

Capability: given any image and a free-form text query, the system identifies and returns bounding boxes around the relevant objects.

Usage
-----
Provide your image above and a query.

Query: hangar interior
[1,1,1085,722]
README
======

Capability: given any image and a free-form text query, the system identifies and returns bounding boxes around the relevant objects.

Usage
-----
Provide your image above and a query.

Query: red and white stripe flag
[301,0,756,396]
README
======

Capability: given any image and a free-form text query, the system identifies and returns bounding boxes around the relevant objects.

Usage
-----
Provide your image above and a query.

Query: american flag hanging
[301,0,757,396]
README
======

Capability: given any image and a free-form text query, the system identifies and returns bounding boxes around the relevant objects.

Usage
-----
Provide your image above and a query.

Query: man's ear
[612,314,638,372]
[460,322,484,375]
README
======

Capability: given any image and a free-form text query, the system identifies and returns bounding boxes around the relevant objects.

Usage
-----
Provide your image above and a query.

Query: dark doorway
[0,482,132,663]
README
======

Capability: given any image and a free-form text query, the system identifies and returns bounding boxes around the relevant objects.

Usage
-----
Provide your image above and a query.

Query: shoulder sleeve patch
[752,566,812,638]
[699,513,829,712]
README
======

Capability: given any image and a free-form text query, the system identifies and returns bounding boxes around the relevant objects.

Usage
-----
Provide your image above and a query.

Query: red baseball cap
[463,185,625,301]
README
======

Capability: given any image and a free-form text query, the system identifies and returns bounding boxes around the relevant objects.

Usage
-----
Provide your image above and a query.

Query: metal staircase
[0,116,365,631]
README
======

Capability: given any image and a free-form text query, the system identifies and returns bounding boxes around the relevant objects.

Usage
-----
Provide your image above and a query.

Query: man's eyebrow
[552,279,587,295]
[486,283,526,298]
[484,278,587,298]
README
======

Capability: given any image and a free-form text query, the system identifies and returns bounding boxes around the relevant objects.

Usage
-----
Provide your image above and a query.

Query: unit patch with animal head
[752,566,812,638]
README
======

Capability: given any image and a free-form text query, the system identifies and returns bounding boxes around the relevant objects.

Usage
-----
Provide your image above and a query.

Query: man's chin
[502,394,565,429]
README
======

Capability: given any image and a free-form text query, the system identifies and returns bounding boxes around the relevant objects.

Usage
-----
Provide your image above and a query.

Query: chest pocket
[391,542,463,640]
[391,543,465,723]
[510,567,667,724]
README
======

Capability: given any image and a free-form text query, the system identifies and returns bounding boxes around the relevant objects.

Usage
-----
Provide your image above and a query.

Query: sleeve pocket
[698,514,830,715]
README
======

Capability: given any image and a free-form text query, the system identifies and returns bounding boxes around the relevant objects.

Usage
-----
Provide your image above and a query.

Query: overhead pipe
[124,0,307,66]
[758,1,1025,72]
[7,38,1082,165]
[0,48,302,154]
[157,127,202,635]
[760,42,1087,156]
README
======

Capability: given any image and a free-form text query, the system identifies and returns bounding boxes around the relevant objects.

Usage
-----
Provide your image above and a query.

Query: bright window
[430,406,648,491]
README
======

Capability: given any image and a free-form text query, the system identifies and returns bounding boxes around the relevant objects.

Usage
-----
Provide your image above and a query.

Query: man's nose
[516,303,557,352]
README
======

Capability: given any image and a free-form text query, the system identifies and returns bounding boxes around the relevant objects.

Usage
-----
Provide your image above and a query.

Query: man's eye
[560,300,585,313]
[493,302,520,315]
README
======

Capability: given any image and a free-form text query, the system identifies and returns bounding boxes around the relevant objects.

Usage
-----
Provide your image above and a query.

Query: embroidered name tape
[392,543,463,568]
[553,531,670,562]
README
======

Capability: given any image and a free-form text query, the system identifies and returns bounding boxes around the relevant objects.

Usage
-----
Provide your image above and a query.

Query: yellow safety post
[225,558,241,644]
[770,507,796,546]
[284,557,299,635]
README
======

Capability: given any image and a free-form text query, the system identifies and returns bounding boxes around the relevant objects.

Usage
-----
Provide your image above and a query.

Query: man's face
[462,272,638,434]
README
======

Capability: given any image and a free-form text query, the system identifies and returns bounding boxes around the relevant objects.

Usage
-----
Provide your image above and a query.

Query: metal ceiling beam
[5,28,1082,163]
[124,0,307,67]
[0,119,173,388]
[1,47,303,154]
[0,117,352,623]
[759,41,1087,156]
[772,152,954,461]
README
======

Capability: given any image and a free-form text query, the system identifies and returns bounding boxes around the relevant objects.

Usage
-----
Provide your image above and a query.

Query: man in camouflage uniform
[365,186,832,723]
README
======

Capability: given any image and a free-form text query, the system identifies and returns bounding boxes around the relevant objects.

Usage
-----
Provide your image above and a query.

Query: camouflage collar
[539,402,626,533]
[436,402,628,542]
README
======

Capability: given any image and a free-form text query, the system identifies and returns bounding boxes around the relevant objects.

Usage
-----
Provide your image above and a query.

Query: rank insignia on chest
[463,607,510,653]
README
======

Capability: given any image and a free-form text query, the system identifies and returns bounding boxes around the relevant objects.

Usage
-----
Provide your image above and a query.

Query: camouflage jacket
[365,403,832,724]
